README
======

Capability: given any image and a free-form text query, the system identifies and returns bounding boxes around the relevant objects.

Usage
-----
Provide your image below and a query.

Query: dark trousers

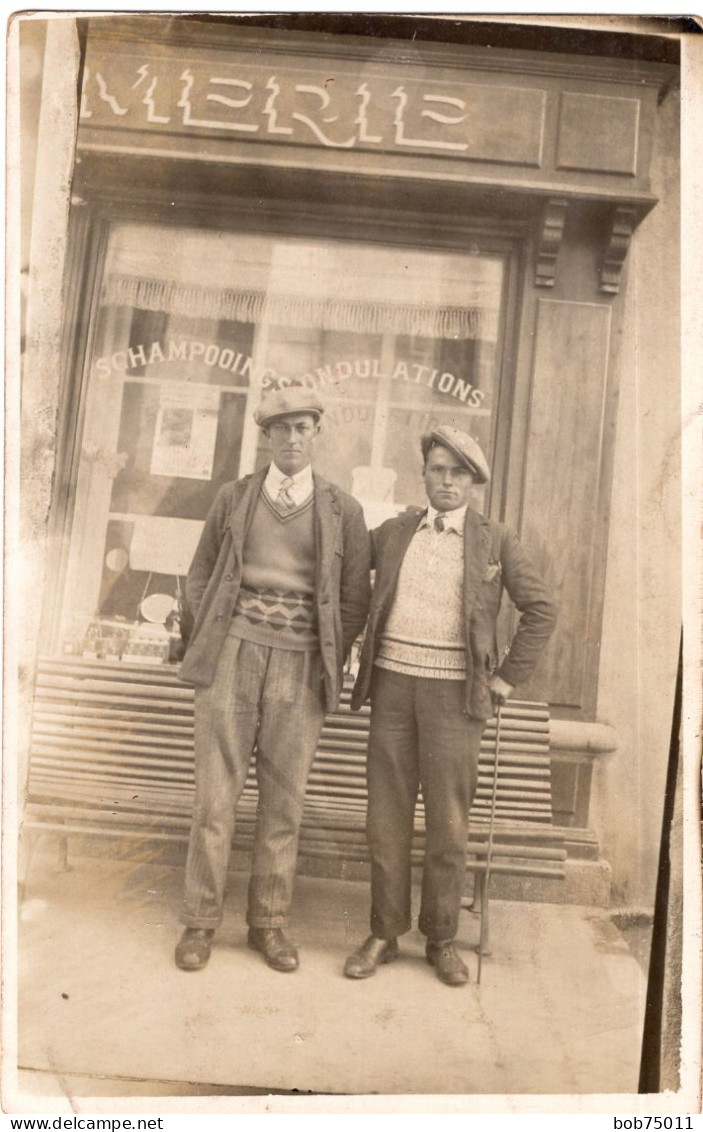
[182,635,325,930]
[366,667,484,943]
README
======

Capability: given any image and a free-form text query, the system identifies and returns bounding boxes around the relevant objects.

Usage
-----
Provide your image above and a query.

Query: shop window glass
[58,222,507,662]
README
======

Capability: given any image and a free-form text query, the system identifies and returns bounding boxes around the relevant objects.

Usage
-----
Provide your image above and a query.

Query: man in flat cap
[176,385,371,973]
[344,425,557,987]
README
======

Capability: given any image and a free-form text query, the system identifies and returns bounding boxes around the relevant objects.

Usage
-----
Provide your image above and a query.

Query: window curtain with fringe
[101,224,502,342]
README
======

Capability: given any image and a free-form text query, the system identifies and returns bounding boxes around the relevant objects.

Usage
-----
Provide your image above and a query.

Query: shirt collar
[265,462,314,496]
[419,502,468,534]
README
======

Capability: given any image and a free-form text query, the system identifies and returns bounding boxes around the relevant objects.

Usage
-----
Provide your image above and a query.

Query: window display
[57,222,508,663]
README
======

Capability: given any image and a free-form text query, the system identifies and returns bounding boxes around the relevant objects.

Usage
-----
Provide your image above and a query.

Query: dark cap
[421,425,490,484]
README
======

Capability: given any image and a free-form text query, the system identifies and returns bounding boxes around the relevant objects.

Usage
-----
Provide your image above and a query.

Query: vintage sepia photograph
[4,8,701,1118]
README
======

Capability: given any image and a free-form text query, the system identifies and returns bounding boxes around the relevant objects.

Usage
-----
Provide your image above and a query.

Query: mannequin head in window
[421,426,490,512]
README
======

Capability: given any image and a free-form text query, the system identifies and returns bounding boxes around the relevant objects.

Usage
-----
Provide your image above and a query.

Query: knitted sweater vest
[376,525,466,678]
[229,489,318,651]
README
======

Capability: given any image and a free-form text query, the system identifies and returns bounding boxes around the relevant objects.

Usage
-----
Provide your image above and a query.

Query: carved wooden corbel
[599,205,637,294]
[535,198,568,288]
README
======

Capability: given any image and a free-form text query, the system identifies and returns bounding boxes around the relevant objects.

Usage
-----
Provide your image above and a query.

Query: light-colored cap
[421,425,491,484]
[253,385,325,428]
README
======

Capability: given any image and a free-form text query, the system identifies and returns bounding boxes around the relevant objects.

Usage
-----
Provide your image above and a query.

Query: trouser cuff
[419,920,459,943]
[246,914,288,929]
[181,912,222,930]
[370,917,412,940]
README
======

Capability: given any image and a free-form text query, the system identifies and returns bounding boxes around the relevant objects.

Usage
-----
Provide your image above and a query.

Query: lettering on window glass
[94,340,488,409]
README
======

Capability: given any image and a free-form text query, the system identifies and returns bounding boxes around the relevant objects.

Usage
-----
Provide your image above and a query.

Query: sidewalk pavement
[12,845,648,1108]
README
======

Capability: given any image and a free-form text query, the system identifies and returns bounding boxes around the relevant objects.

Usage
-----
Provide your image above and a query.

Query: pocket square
[483,563,501,582]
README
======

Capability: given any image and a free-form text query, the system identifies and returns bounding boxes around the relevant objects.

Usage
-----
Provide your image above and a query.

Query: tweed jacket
[351,505,558,720]
[179,466,371,712]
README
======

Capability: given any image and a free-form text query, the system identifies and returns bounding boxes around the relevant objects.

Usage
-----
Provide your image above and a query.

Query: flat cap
[254,385,325,428]
[421,425,491,484]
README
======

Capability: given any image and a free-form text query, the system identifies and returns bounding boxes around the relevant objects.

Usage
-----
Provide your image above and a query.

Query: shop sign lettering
[82,61,470,152]
[94,340,487,408]
[79,52,545,165]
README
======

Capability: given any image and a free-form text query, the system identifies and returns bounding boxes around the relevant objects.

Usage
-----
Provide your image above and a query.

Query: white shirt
[418,502,468,536]
[265,462,314,507]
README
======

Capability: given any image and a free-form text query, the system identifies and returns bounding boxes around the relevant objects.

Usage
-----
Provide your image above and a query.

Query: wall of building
[19,19,46,275]
[16,18,79,799]
[591,80,681,909]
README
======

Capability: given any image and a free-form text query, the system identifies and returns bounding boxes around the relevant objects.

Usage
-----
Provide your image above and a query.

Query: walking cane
[477,699,502,985]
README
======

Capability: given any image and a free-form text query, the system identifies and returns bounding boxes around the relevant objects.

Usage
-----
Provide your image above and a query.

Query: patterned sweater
[229,488,318,650]
[376,520,466,679]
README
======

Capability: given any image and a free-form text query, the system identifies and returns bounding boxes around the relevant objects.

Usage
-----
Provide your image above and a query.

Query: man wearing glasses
[176,385,370,973]
[344,425,557,987]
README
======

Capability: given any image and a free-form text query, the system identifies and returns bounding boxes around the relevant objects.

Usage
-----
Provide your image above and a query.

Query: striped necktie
[434,512,447,533]
[277,476,297,512]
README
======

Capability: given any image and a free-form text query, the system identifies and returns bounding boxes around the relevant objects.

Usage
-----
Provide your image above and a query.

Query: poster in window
[150,382,221,480]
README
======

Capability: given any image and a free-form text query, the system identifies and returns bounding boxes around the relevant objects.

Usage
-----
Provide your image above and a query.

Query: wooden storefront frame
[30,15,678,863]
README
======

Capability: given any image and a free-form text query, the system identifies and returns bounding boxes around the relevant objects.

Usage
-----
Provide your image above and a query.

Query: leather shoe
[247,927,299,972]
[426,940,469,986]
[344,935,399,979]
[175,928,214,971]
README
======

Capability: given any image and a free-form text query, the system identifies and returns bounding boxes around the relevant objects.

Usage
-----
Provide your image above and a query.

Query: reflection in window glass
[58,223,506,660]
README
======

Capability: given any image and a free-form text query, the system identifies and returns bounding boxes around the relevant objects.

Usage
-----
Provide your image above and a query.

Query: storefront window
[58,222,507,661]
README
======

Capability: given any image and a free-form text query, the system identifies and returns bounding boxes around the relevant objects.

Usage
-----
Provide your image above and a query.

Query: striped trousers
[182,634,325,930]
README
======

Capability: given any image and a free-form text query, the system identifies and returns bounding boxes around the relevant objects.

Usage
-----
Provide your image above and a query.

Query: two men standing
[177,393,556,986]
